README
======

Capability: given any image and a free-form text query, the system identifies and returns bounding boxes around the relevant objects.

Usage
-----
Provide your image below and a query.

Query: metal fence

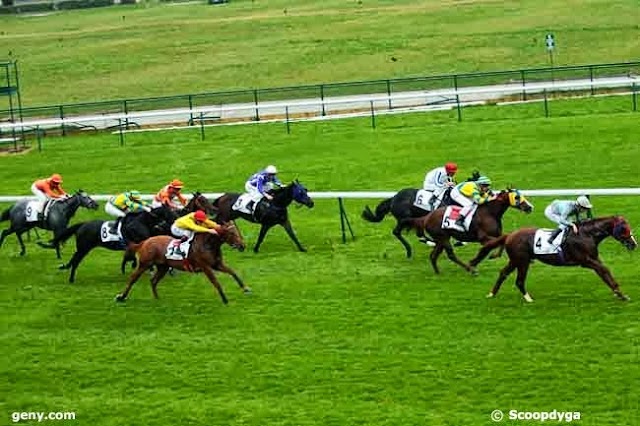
[1,61,638,141]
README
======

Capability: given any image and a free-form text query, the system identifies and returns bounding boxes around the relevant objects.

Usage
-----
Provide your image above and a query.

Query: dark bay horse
[213,180,314,253]
[42,192,214,283]
[0,191,98,258]
[475,216,637,302]
[115,221,248,304]
[362,187,453,258]
[400,189,533,274]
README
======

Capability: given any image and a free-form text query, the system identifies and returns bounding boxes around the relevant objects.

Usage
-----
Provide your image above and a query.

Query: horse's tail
[54,223,84,245]
[398,216,424,234]
[362,198,392,222]
[484,234,509,251]
[1,207,10,222]
[126,241,144,253]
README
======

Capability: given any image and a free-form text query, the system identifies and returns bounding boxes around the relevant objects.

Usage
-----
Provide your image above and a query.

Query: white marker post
[545,33,555,79]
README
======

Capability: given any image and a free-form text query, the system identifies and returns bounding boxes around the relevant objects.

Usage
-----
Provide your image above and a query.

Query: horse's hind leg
[66,248,92,284]
[115,262,152,302]
[16,231,27,256]
[393,222,413,258]
[120,249,137,274]
[514,264,533,303]
[0,227,15,249]
[214,261,251,294]
[488,261,516,298]
[150,265,170,299]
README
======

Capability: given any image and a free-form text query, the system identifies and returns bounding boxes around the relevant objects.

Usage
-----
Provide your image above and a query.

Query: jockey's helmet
[576,195,593,209]
[50,174,63,184]
[170,179,184,189]
[476,176,491,186]
[265,165,278,174]
[194,210,207,222]
[129,191,142,201]
[445,162,458,174]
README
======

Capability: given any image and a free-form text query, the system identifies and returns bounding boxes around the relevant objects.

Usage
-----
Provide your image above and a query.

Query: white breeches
[171,224,194,239]
[31,184,48,203]
[244,182,264,202]
[544,205,568,229]
[451,187,475,215]
[105,202,126,218]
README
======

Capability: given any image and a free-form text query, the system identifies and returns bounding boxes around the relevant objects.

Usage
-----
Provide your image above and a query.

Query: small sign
[545,33,555,51]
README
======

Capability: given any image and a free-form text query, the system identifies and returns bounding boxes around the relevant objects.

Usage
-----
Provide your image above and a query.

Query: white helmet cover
[265,165,277,174]
[576,195,593,209]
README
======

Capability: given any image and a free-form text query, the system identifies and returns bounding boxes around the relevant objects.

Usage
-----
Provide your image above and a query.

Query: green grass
[1,109,639,425]
[1,0,640,105]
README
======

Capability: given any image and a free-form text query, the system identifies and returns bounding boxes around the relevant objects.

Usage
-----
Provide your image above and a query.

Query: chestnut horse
[473,216,637,302]
[115,221,248,304]
[400,189,533,274]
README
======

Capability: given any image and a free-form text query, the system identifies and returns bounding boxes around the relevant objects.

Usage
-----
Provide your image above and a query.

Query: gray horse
[0,190,98,258]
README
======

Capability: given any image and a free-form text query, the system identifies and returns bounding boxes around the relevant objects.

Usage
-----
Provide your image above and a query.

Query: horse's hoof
[486,292,495,299]
[300,248,307,253]
[615,292,630,301]
[469,267,478,276]
[58,264,66,270]
[114,294,126,303]
[243,287,252,295]
[20,251,26,256]
[523,293,534,303]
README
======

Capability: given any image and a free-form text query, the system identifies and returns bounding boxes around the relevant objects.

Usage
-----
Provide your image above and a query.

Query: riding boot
[246,200,255,212]
[108,221,118,234]
[547,228,562,244]
[454,215,466,228]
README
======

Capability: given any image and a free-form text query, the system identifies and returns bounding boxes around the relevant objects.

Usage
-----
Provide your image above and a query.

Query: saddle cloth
[533,229,565,255]
[100,221,123,243]
[232,194,255,215]
[413,189,433,212]
[165,238,192,260]
[441,205,476,231]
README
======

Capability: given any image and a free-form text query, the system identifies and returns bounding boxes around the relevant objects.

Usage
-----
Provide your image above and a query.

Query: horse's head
[291,180,314,208]
[496,188,533,214]
[147,205,177,231]
[218,221,245,252]
[75,190,99,210]
[611,216,637,251]
[188,192,217,215]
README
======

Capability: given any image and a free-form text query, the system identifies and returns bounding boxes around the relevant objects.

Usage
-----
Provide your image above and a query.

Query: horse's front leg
[214,260,251,294]
[281,219,306,252]
[202,265,228,304]
[582,257,629,301]
[254,223,275,253]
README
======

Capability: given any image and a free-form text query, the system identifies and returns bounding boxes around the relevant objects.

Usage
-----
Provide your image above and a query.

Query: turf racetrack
[1,107,639,425]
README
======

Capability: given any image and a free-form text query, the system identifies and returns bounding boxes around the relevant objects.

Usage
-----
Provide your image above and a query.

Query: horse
[115,221,248,304]
[473,216,637,302]
[40,200,188,283]
[176,191,217,216]
[362,187,454,258]
[0,190,99,258]
[400,189,533,274]
[213,180,315,253]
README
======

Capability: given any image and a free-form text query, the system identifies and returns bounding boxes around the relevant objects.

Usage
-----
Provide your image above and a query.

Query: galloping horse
[400,189,533,274]
[42,192,214,283]
[0,190,98,258]
[362,187,453,258]
[474,216,637,302]
[213,180,314,253]
[115,221,248,304]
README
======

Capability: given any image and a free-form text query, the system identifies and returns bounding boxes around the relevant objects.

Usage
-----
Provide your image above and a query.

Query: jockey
[422,162,458,209]
[153,179,188,209]
[544,195,593,243]
[450,175,493,228]
[105,190,151,219]
[244,165,283,208]
[31,174,68,203]
[171,210,220,242]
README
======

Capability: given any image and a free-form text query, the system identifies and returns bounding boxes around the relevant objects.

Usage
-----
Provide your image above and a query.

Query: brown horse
[400,189,533,274]
[114,221,248,304]
[474,216,637,302]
